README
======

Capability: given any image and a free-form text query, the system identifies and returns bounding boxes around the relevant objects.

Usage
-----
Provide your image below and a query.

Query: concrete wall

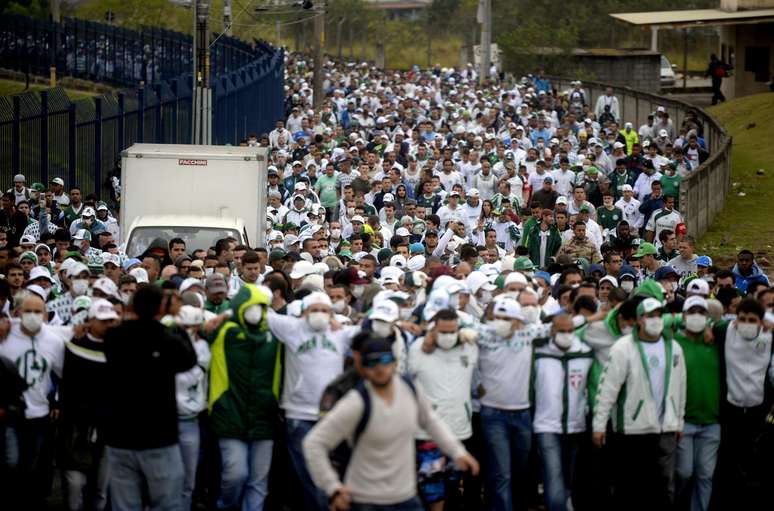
[720,22,774,99]
[571,54,661,93]
[720,0,774,11]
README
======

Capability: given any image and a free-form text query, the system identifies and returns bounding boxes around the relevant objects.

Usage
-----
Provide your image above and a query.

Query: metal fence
[549,76,732,239]
[0,15,284,199]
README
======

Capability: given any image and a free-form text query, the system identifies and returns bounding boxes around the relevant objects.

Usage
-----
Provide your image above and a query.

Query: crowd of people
[0,56,773,511]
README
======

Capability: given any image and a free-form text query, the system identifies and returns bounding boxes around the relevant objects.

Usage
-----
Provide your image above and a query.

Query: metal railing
[0,15,285,199]
[549,76,732,239]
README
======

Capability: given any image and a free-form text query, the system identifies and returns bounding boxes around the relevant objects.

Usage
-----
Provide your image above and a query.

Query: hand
[459,327,478,344]
[72,323,88,338]
[455,452,480,476]
[329,486,351,511]
[592,431,606,448]
[203,313,228,334]
[330,318,343,331]
[422,330,436,353]
[398,321,423,336]
[703,325,715,345]
[0,317,10,343]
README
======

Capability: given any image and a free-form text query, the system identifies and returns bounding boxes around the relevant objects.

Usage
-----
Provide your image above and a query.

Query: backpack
[319,369,417,478]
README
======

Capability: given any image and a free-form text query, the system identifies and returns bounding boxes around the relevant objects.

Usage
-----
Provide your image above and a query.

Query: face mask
[119,291,132,305]
[351,284,365,298]
[736,322,760,341]
[243,304,263,325]
[371,319,392,338]
[436,332,458,350]
[491,319,513,338]
[21,312,44,333]
[71,279,90,297]
[521,305,540,324]
[330,228,341,238]
[554,332,574,350]
[684,313,706,333]
[620,280,635,293]
[643,317,664,337]
[331,300,347,313]
[307,312,330,331]
[74,240,85,250]
[346,207,355,216]
[399,307,413,320]
[621,325,633,335]
[478,290,493,306]
[205,267,214,277]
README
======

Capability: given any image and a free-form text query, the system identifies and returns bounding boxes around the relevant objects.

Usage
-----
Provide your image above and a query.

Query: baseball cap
[205,273,228,293]
[613,141,625,149]
[359,338,395,365]
[683,295,708,311]
[302,291,332,309]
[632,242,657,258]
[513,257,534,271]
[407,255,426,272]
[395,227,410,237]
[67,262,91,278]
[696,255,712,267]
[81,207,96,217]
[50,177,65,186]
[73,229,91,241]
[621,184,634,192]
[28,266,55,284]
[389,254,407,268]
[19,251,38,264]
[409,242,424,255]
[20,235,36,247]
[369,300,399,323]
[180,277,205,294]
[599,275,618,287]
[383,193,395,203]
[654,265,679,281]
[122,258,142,272]
[351,215,365,224]
[92,277,118,299]
[686,278,710,297]
[269,248,287,262]
[102,253,121,268]
[637,297,664,317]
[177,305,204,326]
[14,174,25,183]
[88,298,119,320]
[466,271,496,294]
[289,260,316,280]
[468,188,480,197]
[555,196,568,205]
[492,297,524,320]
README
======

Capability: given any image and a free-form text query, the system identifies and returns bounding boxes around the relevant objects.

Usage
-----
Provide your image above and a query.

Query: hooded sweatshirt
[731,262,770,295]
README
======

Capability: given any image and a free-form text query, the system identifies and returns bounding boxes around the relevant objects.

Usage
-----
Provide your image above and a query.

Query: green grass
[0,78,98,100]
[699,92,774,269]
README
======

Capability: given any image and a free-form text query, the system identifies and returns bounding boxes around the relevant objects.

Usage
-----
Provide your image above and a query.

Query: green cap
[339,249,352,259]
[586,166,599,174]
[579,204,591,213]
[632,242,657,258]
[494,274,506,290]
[20,251,38,263]
[513,256,534,271]
[377,248,394,264]
[636,297,664,317]
[269,249,286,262]
[31,182,46,192]
[634,279,665,302]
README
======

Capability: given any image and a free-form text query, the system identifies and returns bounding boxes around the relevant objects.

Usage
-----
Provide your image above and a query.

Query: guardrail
[0,15,284,200]
[549,76,732,239]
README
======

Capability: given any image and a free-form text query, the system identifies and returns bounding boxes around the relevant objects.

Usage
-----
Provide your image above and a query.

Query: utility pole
[192,0,212,144]
[223,0,232,36]
[479,0,491,86]
[312,6,325,111]
[336,17,346,60]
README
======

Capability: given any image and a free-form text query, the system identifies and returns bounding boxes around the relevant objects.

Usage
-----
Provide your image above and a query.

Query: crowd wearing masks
[0,56,773,511]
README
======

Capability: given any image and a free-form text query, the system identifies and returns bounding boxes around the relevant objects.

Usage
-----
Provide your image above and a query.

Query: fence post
[154,83,163,143]
[40,90,49,184]
[170,79,179,143]
[137,87,145,142]
[68,103,76,186]
[117,92,125,151]
[12,96,21,173]
[94,97,103,198]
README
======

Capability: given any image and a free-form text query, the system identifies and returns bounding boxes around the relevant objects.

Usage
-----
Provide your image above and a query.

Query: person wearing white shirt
[633,166,663,201]
[528,161,552,192]
[551,159,577,198]
[594,88,620,121]
[460,189,483,230]
[438,159,464,193]
[615,185,644,230]
[436,191,464,229]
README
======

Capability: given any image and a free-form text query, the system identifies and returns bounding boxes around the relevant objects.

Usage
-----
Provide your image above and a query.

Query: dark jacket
[104,320,196,449]
[208,284,281,441]
[527,224,563,269]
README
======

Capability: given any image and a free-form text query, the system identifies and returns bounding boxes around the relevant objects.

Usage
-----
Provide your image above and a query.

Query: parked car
[660,55,677,88]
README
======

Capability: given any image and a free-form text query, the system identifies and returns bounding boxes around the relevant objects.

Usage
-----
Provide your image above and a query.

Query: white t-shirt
[407,339,478,440]
[640,338,666,422]
[0,323,65,418]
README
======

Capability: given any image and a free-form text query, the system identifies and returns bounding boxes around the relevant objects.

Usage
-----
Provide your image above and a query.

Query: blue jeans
[351,496,424,511]
[675,423,721,511]
[480,406,532,511]
[218,438,273,511]
[107,444,184,511]
[178,419,201,511]
[536,433,581,511]
[285,418,327,511]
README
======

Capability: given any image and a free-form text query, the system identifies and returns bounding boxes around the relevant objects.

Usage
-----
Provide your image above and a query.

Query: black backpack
[319,369,417,478]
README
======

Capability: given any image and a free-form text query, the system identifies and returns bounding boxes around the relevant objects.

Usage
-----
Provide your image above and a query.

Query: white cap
[299,274,325,293]
[504,271,528,287]
[351,215,365,224]
[102,253,121,268]
[383,193,395,202]
[492,297,524,320]
[312,262,330,276]
[28,266,55,284]
[613,141,625,149]
[81,207,96,217]
[466,271,496,294]
[88,298,119,320]
[395,227,411,237]
[389,254,407,268]
[407,255,426,272]
[129,267,149,284]
[380,266,404,284]
[621,184,634,192]
[659,129,669,137]
[686,279,710,297]
[177,305,204,326]
[92,277,118,298]
[290,260,316,280]
[26,284,49,301]
[556,196,568,205]
[657,106,666,113]
[683,295,708,311]
[67,262,91,278]
[599,275,618,288]
[369,299,399,322]
[468,188,480,197]
[180,277,205,294]
[302,291,332,309]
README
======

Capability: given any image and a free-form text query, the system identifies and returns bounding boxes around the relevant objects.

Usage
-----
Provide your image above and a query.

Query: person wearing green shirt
[660,163,683,200]
[314,163,339,220]
[596,191,624,231]
[518,202,543,248]
[673,296,720,511]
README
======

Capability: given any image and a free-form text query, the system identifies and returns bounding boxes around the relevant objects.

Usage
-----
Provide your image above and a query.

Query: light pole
[192,0,211,144]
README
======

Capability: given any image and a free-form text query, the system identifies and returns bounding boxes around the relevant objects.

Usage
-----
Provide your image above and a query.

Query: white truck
[120,143,267,257]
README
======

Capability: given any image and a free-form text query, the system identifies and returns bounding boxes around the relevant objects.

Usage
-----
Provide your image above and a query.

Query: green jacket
[526,225,562,269]
[208,285,282,440]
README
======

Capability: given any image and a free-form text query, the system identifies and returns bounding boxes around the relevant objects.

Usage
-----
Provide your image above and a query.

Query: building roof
[610,8,774,28]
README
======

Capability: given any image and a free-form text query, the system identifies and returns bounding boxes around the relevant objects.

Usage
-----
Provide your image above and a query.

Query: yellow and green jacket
[208,284,282,440]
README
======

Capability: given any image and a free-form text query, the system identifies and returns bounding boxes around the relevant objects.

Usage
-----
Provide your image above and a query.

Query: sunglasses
[363,353,395,368]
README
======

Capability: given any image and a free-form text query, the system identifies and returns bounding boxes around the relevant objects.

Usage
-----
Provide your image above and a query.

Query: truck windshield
[126,227,242,258]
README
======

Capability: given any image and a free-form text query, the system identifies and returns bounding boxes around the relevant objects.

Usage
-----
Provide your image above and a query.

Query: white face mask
[491,319,513,338]
[736,322,760,341]
[330,228,341,238]
[205,268,214,277]
[119,291,132,306]
[643,317,664,337]
[621,325,633,335]
[436,332,458,350]
[307,311,330,331]
[521,305,540,324]
[371,320,393,338]
[71,279,90,297]
[620,280,635,293]
[399,307,413,320]
[553,332,575,350]
[351,284,365,298]
[243,305,263,325]
[684,313,707,333]
[346,207,355,216]
[331,300,347,314]
[21,312,44,333]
